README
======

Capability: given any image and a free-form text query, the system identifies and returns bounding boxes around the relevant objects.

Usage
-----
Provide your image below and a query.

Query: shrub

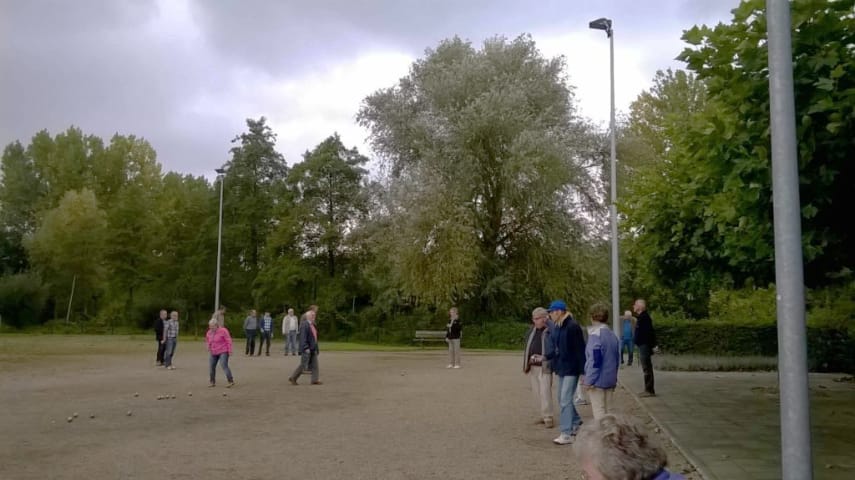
[0,273,48,328]
[707,286,778,324]
[656,319,854,373]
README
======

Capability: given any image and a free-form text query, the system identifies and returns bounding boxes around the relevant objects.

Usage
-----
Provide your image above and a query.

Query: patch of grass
[653,354,778,372]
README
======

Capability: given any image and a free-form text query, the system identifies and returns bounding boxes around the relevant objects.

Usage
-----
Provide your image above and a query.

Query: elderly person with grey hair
[575,414,685,480]
[523,306,555,428]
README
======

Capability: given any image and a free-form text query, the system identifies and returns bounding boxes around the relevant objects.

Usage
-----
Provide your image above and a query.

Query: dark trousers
[258,331,271,355]
[156,339,166,364]
[245,329,257,355]
[638,344,655,394]
[289,351,319,384]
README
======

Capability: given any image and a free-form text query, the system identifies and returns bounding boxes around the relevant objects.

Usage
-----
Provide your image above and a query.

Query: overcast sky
[0,0,735,179]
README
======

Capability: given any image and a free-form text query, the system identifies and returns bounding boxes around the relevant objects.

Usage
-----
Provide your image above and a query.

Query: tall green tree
[26,188,108,319]
[358,35,606,316]
[0,141,43,273]
[289,134,369,278]
[623,0,855,315]
[221,117,288,301]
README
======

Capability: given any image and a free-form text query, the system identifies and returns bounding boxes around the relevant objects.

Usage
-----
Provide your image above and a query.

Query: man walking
[523,307,554,428]
[154,309,167,366]
[258,311,273,356]
[620,310,635,366]
[288,309,321,385]
[243,309,259,356]
[282,308,299,355]
[633,299,656,397]
[544,300,586,445]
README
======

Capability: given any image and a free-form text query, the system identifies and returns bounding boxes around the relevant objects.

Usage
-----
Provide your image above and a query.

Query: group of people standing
[153,309,180,370]
[522,298,658,446]
[152,304,323,388]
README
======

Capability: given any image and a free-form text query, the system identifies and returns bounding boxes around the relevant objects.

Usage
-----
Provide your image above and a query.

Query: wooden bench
[413,330,447,348]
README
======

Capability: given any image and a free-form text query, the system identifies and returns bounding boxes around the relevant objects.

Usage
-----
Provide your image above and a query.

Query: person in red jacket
[206,317,235,388]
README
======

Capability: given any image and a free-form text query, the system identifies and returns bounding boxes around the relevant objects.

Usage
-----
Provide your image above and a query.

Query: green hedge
[657,321,854,373]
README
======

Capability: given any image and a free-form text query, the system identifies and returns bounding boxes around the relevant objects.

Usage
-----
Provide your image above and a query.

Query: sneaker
[208,383,215,388]
[226,381,235,388]
[453,365,461,369]
[311,381,323,385]
[639,391,656,398]
[544,418,554,428]
[167,366,175,370]
[575,398,589,405]
[553,433,574,445]
[288,378,298,386]
[446,364,453,369]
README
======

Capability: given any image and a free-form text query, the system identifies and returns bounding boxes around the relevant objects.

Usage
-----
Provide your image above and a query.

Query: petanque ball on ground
[188,392,192,397]
[72,412,78,418]
[222,393,227,397]
[89,414,95,419]
[133,392,139,397]
[66,417,73,423]
[126,411,132,416]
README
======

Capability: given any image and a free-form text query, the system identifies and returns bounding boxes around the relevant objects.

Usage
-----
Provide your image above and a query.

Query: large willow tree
[358,35,607,316]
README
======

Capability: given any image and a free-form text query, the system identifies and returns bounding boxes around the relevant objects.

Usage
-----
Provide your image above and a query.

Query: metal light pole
[214,168,226,315]
[590,17,620,334]
[766,1,813,478]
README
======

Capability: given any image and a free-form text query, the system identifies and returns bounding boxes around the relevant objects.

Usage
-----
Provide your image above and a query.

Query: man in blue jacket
[582,303,621,420]
[544,300,586,445]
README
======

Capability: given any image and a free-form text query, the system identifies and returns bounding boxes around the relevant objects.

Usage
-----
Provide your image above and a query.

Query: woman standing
[445,307,462,369]
[206,317,235,387]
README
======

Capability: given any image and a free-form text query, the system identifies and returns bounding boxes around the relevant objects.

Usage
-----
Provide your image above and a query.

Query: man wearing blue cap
[544,300,587,445]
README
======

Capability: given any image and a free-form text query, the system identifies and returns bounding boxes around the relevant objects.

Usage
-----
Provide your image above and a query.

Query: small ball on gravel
[66,417,73,423]
[133,392,139,397]
[188,392,192,397]
[89,414,95,419]
[126,411,132,416]
[222,393,227,397]
[72,412,79,418]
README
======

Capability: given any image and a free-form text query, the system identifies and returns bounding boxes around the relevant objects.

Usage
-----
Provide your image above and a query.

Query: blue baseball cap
[547,300,567,312]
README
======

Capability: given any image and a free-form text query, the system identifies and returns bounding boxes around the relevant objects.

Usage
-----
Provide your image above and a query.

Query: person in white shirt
[282,308,299,356]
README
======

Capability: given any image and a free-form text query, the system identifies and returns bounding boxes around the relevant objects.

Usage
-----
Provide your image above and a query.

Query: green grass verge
[653,354,778,372]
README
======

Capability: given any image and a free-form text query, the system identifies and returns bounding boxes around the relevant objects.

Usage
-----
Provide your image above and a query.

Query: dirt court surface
[0,337,697,480]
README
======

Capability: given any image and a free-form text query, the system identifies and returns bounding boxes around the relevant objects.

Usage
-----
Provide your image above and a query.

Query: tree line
[2,0,853,339]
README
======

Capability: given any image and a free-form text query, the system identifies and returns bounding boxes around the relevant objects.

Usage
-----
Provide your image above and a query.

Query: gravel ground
[0,346,698,479]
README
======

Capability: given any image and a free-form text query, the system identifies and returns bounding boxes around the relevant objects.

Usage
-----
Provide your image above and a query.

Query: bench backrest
[414,330,446,339]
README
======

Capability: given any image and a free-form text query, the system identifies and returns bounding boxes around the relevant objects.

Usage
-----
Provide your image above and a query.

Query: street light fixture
[589,17,620,335]
[214,167,226,320]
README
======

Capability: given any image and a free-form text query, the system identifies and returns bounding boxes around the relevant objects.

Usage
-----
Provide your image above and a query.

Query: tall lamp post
[589,17,620,334]
[214,168,226,316]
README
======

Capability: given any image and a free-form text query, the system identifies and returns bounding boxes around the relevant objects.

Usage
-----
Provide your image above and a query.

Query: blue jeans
[621,338,634,365]
[209,353,234,384]
[286,331,298,354]
[163,338,177,367]
[556,375,582,435]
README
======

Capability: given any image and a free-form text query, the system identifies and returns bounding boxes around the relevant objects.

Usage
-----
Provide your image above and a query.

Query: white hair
[574,414,668,480]
[208,317,218,328]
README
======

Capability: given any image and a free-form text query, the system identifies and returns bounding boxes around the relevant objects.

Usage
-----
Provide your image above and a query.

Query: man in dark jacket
[633,299,656,397]
[288,309,321,385]
[544,300,587,445]
[154,309,167,366]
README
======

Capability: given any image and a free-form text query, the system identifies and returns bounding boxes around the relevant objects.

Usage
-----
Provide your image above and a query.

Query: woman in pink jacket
[206,317,235,387]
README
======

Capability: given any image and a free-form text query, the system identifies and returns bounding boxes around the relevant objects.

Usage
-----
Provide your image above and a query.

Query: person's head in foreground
[208,318,218,330]
[575,414,685,480]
